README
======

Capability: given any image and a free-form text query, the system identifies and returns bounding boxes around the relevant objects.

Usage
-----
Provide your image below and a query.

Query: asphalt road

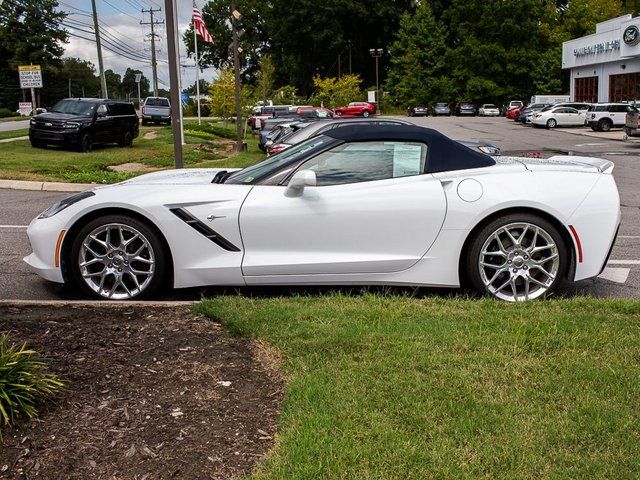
[0,119,30,132]
[1,116,638,300]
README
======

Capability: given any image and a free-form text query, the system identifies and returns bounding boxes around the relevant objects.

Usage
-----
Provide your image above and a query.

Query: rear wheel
[598,119,612,132]
[466,213,567,302]
[362,110,370,118]
[70,215,167,300]
[118,130,134,147]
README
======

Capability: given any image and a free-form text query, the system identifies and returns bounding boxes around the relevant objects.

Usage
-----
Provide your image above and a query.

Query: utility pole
[90,0,108,98]
[163,0,182,168]
[369,48,383,113]
[141,7,163,97]
[231,2,245,152]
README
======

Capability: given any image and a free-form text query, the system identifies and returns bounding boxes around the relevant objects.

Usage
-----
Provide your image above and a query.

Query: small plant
[0,334,64,440]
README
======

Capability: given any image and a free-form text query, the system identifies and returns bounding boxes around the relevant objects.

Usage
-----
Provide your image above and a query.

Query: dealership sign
[18,65,43,88]
[573,39,620,57]
[624,25,640,46]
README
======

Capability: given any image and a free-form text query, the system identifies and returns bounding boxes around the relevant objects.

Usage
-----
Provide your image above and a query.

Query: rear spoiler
[547,155,614,174]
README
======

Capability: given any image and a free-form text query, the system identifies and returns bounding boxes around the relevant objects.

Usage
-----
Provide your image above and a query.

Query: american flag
[193,3,214,44]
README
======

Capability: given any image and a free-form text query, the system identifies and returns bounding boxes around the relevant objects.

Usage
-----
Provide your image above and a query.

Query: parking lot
[1,115,639,300]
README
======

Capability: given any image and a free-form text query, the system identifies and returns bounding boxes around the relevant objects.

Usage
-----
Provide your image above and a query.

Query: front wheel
[546,118,557,129]
[362,110,370,117]
[69,215,167,300]
[466,214,567,301]
[79,133,92,152]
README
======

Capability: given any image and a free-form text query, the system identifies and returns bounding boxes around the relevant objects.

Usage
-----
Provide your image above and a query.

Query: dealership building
[563,14,640,103]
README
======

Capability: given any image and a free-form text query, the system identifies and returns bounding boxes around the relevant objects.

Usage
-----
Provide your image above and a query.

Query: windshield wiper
[212,170,233,184]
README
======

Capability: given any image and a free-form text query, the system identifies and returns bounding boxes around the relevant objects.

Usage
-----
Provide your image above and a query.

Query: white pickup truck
[141,97,171,125]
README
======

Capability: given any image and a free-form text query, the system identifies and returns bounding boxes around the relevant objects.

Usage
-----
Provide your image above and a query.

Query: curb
[0,179,95,193]
[555,128,626,142]
[0,299,196,307]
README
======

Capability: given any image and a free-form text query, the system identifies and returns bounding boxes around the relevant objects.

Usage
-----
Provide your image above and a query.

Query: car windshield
[483,104,497,108]
[226,135,334,185]
[50,99,97,116]
[435,103,448,107]
[279,122,329,144]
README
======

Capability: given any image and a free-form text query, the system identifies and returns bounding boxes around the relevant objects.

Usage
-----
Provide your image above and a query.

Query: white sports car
[25,125,621,302]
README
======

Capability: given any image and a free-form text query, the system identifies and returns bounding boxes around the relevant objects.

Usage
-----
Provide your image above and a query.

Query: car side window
[292,141,427,187]
[97,104,108,116]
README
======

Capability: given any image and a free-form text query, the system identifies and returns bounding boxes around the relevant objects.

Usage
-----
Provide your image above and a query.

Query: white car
[479,104,500,116]
[531,106,586,128]
[24,125,620,302]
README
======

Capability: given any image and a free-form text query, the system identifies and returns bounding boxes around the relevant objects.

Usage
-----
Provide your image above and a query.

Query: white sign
[367,90,376,103]
[134,73,142,83]
[18,65,43,88]
[18,102,32,116]
[393,143,422,177]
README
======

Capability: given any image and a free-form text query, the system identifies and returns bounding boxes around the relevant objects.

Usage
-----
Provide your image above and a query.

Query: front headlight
[478,145,501,155]
[38,191,95,219]
[63,122,81,129]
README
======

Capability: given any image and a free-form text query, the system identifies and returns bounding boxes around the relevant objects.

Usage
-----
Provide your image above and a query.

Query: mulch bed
[0,304,283,479]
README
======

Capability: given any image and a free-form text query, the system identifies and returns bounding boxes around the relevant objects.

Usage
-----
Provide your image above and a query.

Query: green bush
[0,108,18,118]
[0,334,64,440]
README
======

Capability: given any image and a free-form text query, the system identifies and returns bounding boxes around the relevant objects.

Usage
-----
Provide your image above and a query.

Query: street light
[369,48,383,113]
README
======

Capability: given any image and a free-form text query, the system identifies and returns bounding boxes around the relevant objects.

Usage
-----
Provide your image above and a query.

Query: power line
[140,7,163,96]
[102,0,140,22]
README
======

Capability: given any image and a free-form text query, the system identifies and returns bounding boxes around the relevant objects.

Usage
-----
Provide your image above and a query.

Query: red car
[506,106,523,120]
[333,101,376,117]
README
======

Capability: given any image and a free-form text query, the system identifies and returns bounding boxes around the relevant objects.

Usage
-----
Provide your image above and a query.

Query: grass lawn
[0,128,28,140]
[0,120,264,183]
[198,295,640,479]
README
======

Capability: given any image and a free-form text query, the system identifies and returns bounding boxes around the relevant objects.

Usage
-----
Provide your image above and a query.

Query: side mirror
[285,169,316,197]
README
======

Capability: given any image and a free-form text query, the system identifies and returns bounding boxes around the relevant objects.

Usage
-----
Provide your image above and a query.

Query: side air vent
[170,207,241,252]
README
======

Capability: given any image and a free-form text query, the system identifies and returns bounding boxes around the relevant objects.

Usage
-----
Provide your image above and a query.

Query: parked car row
[507,101,638,131]
[407,102,501,117]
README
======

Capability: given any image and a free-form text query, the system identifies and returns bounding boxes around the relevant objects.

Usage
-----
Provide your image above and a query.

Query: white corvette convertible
[25,125,620,302]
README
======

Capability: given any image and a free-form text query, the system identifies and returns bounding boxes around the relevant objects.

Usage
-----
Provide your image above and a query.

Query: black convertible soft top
[323,124,496,173]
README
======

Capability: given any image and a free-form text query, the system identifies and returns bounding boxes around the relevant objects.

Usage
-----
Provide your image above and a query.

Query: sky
[59,0,217,93]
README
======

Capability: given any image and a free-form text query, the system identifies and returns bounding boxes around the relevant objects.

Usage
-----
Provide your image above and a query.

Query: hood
[34,112,92,123]
[503,155,614,174]
[112,168,242,187]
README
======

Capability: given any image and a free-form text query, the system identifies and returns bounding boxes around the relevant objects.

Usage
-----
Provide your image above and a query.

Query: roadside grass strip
[198,295,640,479]
[0,122,264,184]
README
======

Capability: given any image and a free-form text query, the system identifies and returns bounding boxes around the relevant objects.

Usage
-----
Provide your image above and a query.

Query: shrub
[0,334,64,440]
[0,108,18,118]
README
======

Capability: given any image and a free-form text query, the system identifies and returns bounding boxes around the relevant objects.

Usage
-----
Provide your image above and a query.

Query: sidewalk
[0,179,93,192]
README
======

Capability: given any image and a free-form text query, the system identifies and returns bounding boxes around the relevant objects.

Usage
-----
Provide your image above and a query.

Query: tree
[255,54,275,104]
[310,74,362,107]
[0,0,67,109]
[386,3,449,107]
[61,58,100,98]
[183,0,264,81]
[121,68,150,100]
[262,0,414,95]
[208,68,236,121]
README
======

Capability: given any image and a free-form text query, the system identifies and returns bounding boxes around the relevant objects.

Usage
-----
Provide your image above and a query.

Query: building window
[575,76,598,103]
[609,73,640,102]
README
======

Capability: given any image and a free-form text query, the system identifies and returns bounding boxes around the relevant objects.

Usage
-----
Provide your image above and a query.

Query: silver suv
[586,103,637,132]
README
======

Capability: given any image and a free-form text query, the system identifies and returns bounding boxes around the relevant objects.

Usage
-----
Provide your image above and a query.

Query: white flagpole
[193,21,201,125]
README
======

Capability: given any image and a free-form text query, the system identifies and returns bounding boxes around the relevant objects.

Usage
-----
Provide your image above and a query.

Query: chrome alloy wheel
[478,222,560,301]
[78,223,155,299]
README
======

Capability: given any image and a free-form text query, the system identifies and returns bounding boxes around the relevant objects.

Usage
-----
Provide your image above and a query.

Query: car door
[239,140,447,278]
[94,103,114,143]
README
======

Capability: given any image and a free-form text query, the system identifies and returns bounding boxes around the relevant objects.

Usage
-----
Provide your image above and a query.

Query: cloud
[61,1,217,93]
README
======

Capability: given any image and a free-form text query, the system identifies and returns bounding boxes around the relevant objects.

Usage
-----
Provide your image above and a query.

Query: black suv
[29,98,139,152]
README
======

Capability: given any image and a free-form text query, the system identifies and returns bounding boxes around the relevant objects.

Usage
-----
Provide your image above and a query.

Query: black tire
[598,119,611,132]
[546,118,557,129]
[465,213,568,301]
[118,130,134,148]
[79,133,92,152]
[141,119,148,126]
[69,214,168,300]
[167,119,171,126]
